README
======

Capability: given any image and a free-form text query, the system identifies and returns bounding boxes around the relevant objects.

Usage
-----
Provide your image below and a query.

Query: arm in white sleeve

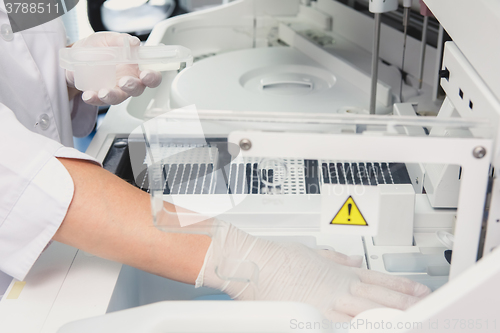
[0,103,99,280]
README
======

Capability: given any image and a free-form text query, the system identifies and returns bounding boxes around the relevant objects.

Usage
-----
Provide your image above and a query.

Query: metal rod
[432,24,444,102]
[369,13,382,115]
[418,15,429,90]
[399,7,410,102]
[252,0,256,48]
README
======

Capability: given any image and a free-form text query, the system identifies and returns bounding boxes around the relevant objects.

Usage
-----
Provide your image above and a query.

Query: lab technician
[0,4,431,322]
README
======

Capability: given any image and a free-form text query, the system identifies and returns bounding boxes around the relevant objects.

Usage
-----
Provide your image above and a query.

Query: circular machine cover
[170,47,372,114]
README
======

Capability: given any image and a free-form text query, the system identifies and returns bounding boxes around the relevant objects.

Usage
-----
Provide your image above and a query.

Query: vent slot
[319,161,410,187]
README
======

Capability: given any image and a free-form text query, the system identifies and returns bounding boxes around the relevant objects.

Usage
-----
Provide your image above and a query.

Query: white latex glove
[66,32,162,106]
[197,221,431,323]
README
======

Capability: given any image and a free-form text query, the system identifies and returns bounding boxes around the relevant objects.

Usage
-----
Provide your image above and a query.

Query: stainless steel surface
[114,140,127,148]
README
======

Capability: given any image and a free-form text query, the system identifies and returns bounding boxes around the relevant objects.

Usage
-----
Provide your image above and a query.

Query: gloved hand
[66,32,162,106]
[196,221,431,323]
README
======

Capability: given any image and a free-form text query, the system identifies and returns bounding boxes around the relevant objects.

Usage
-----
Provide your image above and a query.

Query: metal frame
[227,129,492,279]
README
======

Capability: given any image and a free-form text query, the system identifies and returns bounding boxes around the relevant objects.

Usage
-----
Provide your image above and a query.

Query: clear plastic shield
[128,107,493,292]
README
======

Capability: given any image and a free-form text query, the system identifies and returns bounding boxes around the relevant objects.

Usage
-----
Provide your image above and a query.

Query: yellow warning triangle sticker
[330,196,368,226]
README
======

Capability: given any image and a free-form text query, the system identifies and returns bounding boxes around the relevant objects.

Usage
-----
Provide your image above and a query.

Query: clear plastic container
[59,41,193,91]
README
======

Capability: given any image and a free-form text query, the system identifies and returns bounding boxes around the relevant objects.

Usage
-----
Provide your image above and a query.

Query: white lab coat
[0,2,99,281]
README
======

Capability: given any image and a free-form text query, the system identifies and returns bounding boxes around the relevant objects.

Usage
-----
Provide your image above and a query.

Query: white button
[0,24,14,42]
[37,114,50,130]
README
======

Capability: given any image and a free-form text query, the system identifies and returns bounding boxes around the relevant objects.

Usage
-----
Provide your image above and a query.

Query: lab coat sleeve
[0,103,100,281]
[70,93,99,138]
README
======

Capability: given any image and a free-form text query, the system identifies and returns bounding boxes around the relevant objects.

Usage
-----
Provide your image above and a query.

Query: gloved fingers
[355,268,431,297]
[334,294,387,318]
[82,91,108,106]
[82,86,135,106]
[323,308,353,324]
[351,282,422,310]
[140,70,162,88]
[316,249,364,268]
[97,87,130,105]
[118,76,146,97]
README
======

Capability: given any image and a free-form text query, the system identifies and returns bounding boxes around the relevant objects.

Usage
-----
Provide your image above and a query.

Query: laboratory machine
[1,0,499,332]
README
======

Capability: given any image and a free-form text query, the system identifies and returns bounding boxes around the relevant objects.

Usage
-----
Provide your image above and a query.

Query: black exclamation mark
[348,203,352,222]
